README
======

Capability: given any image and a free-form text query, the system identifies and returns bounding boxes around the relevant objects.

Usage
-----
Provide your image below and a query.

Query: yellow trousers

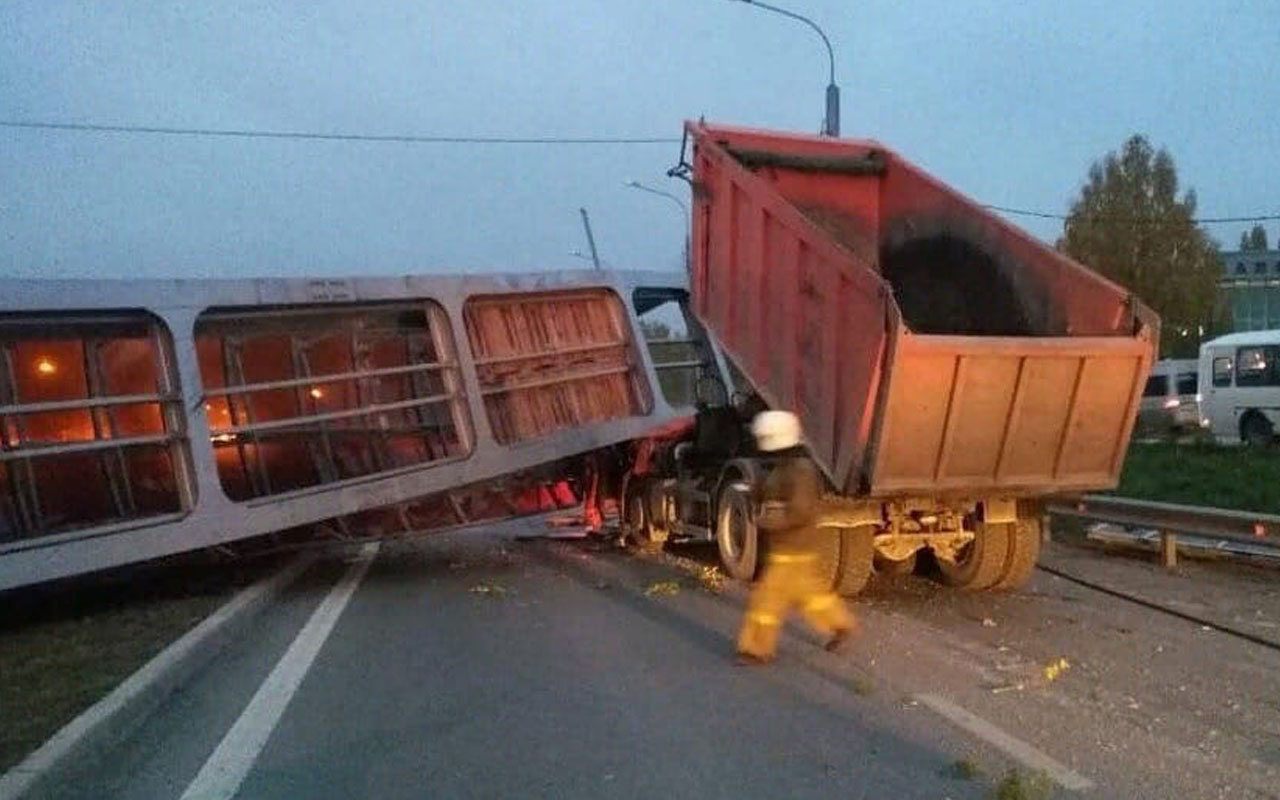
[737,553,855,659]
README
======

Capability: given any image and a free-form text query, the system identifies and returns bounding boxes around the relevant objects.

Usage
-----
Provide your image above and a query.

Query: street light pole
[731,0,839,136]
[624,180,688,219]
[625,180,691,271]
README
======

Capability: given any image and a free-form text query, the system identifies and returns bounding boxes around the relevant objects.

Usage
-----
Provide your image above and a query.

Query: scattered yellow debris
[697,566,726,594]
[645,580,681,597]
[1043,657,1070,682]
[469,582,507,596]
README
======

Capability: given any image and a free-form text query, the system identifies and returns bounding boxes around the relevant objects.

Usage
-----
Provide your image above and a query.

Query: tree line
[1055,135,1271,357]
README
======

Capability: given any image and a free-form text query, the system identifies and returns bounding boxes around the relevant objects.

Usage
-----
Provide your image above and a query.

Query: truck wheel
[835,527,874,596]
[991,517,1041,591]
[715,482,758,581]
[938,521,1011,591]
[814,529,842,591]
[631,479,667,551]
[1241,412,1274,448]
[622,477,647,544]
[874,551,918,577]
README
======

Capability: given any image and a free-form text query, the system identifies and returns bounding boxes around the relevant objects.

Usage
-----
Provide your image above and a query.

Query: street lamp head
[723,0,839,136]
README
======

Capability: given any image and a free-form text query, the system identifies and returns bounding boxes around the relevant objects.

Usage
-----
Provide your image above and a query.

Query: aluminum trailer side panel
[0,270,688,590]
[687,121,1158,497]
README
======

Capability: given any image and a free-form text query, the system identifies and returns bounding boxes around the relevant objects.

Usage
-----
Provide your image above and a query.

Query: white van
[1198,331,1280,446]
[1137,358,1200,436]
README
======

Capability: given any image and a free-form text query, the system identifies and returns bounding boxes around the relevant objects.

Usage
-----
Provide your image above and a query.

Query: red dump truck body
[688,122,1158,498]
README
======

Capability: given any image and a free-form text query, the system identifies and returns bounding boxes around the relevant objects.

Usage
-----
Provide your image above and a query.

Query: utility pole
[579,207,602,270]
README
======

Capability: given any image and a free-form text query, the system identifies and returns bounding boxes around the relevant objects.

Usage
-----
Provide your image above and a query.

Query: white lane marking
[180,541,380,800]
[914,693,1094,792]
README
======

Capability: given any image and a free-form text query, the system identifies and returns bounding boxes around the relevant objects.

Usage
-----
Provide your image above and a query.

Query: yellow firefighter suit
[737,454,855,661]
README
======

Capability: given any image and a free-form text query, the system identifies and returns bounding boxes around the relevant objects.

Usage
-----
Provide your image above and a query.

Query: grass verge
[0,555,275,771]
[1114,442,1280,514]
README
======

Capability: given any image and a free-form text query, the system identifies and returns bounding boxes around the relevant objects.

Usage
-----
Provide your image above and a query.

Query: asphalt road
[36,522,1280,800]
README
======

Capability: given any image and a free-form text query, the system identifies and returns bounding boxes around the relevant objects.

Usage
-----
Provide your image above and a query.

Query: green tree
[640,319,671,341]
[1239,224,1269,252]
[1057,135,1223,358]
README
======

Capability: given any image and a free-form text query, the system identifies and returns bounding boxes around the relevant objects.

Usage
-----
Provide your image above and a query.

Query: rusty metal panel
[1057,355,1144,481]
[690,124,891,493]
[687,121,1158,496]
[869,335,1150,495]
[464,289,651,445]
[872,352,954,485]
[997,357,1080,483]
[941,355,1022,481]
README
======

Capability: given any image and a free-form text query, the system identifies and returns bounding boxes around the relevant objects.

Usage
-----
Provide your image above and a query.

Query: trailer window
[1212,357,1233,387]
[1236,346,1280,387]
[195,302,470,502]
[1142,375,1168,397]
[1175,373,1198,395]
[0,313,189,545]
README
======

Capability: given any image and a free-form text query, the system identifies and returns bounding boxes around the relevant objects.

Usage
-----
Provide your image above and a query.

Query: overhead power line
[5,119,1279,224]
[0,119,680,145]
[983,204,1280,225]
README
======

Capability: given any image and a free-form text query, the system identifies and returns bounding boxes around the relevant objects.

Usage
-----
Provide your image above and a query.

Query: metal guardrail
[1049,495,1280,568]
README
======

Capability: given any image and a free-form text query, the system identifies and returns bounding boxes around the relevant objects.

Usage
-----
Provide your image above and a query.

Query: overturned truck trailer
[0,270,696,591]
[625,122,1158,593]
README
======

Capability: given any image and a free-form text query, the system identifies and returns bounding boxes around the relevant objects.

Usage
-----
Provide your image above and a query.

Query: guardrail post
[1159,530,1177,569]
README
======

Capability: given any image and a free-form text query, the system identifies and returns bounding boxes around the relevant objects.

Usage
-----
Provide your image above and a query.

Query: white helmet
[751,410,802,452]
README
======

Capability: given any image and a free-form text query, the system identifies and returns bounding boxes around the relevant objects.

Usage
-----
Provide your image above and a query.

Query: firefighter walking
[737,411,857,665]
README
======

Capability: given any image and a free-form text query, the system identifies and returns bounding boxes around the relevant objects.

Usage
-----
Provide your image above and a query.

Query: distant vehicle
[1137,358,1201,436]
[1199,331,1280,446]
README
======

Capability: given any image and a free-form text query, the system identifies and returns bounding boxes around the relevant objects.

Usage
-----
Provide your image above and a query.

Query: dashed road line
[914,692,1094,791]
[179,541,380,800]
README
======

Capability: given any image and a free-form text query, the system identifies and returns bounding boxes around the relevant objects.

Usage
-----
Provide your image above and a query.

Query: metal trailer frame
[0,269,695,590]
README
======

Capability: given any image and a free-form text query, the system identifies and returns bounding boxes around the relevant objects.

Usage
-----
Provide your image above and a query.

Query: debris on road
[644,580,681,597]
[982,617,998,628]
[469,582,508,597]
[993,768,1053,800]
[941,758,983,780]
[695,566,726,594]
[1042,657,1070,682]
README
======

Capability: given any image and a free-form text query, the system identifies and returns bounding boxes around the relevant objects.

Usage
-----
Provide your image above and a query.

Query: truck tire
[715,481,758,581]
[835,527,874,596]
[874,551,918,577]
[991,517,1041,591]
[1241,412,1274,448]
[630,479,667,551]
[621,476,646,543]
[814,529,842,591]
[938,520,1011,591]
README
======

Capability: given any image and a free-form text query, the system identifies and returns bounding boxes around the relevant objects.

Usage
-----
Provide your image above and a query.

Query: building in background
[1219,248,1280,331]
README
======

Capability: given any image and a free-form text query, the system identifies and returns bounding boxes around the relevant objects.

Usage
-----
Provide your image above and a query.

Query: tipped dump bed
[687,122,1158,497]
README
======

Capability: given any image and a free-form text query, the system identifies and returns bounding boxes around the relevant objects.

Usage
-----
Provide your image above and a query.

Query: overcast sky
[2,0,1278,280]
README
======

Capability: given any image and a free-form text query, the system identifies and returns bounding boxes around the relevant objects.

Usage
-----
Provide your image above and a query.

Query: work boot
[734,652,773,667]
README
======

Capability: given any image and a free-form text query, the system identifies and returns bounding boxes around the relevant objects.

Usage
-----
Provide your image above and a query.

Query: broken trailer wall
[464,289,652,445]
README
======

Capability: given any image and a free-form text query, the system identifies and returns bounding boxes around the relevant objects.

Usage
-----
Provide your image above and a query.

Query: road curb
[0,553,315,800]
